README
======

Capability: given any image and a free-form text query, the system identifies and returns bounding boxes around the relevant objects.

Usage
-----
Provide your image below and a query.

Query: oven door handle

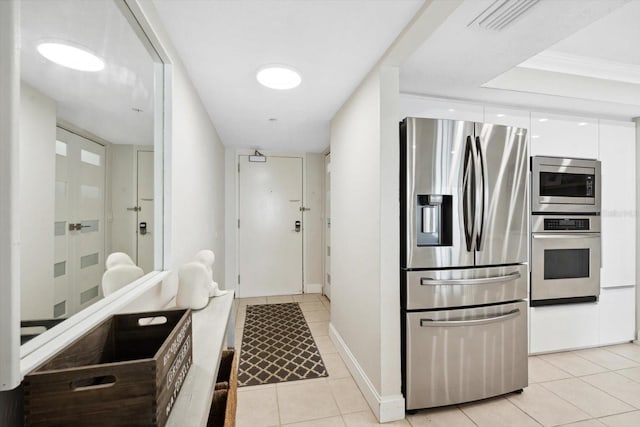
[532,233,601,239]
[420,272,521,286]
[420,309,520,327]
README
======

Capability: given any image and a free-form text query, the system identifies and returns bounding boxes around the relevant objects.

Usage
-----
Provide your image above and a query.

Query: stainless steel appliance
[530,215,601,306]
[532,156,601,214]
[400,117,529,411]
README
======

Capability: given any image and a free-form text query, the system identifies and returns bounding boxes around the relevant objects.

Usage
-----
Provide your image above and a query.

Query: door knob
[294,221,301,232]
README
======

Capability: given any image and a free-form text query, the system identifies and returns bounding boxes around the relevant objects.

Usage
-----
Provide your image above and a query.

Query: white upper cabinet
[399,94,484,123]
[530,112,598,159]
[484,106,530,130]
[599,119,636,288]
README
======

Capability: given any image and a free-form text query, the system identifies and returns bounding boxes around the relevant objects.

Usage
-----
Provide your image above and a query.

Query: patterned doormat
[238,302,328,386]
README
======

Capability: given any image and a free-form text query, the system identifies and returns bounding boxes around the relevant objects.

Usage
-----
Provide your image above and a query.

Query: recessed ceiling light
[578,122,588,126]
[532,135,540,139]
[37,42,104,72]
[538,118,548,122]
[256,65,301,90]
[496,113,505,117]
[448,108,456,112]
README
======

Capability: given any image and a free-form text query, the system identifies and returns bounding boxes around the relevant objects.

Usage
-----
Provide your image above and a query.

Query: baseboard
[329,324,405,423]
[304,283,322,294]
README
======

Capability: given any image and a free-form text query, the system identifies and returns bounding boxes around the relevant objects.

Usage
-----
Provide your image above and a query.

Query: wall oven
[532,156,601,213]
[530,215,601,306]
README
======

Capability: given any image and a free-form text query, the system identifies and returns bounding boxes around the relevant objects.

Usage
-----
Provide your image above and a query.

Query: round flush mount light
[37,42,104,72]
[256,65,301,90]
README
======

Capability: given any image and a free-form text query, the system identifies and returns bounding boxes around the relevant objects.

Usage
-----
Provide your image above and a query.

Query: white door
[137,150,154,273]
[238,155,303,297]
[54,128,105,317]
[324,153,331,300]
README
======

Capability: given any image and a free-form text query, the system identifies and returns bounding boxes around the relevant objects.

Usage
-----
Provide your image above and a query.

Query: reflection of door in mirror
[54,128,106,318]
[19,0,160,343]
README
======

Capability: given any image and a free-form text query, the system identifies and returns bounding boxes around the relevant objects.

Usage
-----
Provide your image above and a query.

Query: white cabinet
[399,94,483,122]
[529,304,599,354]
[599,286,636,345]
[484,106,530,130]
[530,112,598,158]
[599,120,636,288]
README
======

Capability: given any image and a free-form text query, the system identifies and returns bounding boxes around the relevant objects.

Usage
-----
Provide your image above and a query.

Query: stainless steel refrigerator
[400,117,529,410]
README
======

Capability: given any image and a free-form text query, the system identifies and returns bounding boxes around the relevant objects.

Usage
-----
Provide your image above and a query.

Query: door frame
[322,150,331,299]
[229,149,312,297]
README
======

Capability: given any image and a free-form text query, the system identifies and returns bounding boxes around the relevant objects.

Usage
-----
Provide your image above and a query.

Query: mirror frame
[0,0,173,388]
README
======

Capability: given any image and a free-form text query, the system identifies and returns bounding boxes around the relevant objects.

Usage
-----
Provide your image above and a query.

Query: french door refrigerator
[400,117,529,410]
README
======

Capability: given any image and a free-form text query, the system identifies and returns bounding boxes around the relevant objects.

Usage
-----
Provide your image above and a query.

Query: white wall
[136,1,226,295]
[19,83,56,320]
[0,0,21,392]
[329,65,403,421]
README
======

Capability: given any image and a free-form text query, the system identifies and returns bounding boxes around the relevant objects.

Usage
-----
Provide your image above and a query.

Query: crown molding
[518,50,640,85]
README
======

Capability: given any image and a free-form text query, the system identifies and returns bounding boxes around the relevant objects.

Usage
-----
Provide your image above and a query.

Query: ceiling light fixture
[37,42,104,72]
[538,118,548,122]
[447,108,456,112]
[496,113,505,117]
[578,122,588,126]
[256,65,301,90]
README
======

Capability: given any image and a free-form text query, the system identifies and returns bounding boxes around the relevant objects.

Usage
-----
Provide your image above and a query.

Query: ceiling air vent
[468,0,540,31]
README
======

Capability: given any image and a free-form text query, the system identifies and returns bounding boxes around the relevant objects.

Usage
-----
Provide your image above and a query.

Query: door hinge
[238,163,240,173]
[238,274,240,284]
[237,219,240,228]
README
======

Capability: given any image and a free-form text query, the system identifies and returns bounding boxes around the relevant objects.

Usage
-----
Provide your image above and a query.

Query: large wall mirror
[18,0,165,350]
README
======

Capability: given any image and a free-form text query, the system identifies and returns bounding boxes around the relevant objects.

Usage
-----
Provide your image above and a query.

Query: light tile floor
[233,295,640,427]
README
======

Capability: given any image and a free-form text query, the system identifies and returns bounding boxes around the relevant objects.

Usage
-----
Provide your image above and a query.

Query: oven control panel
[543,218,590,231]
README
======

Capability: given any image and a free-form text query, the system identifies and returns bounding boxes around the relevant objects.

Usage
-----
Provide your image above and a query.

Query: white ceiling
[152,0,424,153]
[23,0,640,152]
[21,0,155,146]
[401,0,640,119]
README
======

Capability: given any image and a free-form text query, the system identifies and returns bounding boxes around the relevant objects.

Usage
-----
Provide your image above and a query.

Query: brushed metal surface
[405,301,528,410]
[531,156,601,213]
[404,118,475,269]
[403,118,528,269]
[531,231,601,301]
[474,123,528,266]
[405,264,528,310]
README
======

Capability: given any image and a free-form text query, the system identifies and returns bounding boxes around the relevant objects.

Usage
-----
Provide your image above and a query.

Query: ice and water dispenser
[416,195,452,246]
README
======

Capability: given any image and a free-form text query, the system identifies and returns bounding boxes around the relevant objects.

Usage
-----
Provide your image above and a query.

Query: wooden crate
[24,309,193,427]
[207,349,237,427]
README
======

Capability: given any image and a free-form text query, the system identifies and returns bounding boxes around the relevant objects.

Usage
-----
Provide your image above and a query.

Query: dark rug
[238,302,328,386]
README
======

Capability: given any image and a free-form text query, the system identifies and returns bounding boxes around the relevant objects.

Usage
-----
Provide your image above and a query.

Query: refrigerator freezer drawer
[405,300,528,410]
[405,264,528,310]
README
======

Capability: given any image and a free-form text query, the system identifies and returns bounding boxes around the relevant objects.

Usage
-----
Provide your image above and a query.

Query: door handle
[462,135,475,252]
[294,221,301,232]
[127,206,141,212]
[420,309,520,327]
[475,136,486,251]
[420,272,521,286]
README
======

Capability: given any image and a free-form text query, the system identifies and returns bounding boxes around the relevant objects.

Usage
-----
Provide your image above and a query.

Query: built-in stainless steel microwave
[531,156,601,214]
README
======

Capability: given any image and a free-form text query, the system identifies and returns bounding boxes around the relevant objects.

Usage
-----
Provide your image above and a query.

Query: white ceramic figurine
[176,262,211,310]
[194,249,229,297]
[101,252,144,296]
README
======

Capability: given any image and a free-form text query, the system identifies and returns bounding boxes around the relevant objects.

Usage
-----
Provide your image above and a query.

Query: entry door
[54,128,105,317]
[239,155,303,297]
[137,150,154,273]
[324,153,331,300]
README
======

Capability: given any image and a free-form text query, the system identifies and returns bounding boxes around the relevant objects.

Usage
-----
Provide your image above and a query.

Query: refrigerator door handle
[419,309,521,327]
[474,136,486,251]
[462,135,475,252]
[420,271,521,286]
